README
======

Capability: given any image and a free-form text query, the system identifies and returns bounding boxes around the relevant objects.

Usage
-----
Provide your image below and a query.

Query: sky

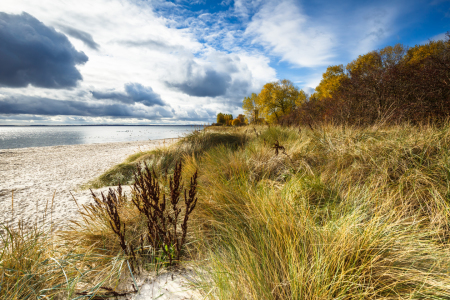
[0,0,448,125]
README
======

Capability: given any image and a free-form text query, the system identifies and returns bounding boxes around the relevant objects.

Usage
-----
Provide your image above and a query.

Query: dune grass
[184,123,450,299]
[86,130,248,189]
[2,123,450,299]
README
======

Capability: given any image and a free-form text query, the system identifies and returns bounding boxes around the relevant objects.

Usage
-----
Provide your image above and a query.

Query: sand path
[0,139,177,230]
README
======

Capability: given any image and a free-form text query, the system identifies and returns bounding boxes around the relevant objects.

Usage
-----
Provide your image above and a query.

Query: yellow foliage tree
[216,113,225,125]
[232,118,241,126]
[242,93,261,123]
[313,65,347,100]
[346,44,406,74]
[258,79,304,123]
[224,114,233,126]
[404,36,450,65]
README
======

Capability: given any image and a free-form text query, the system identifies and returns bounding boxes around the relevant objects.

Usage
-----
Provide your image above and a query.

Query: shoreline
[0,137,181,151]
[0,138,179,230]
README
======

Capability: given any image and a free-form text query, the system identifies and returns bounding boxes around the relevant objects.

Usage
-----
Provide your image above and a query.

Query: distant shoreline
[0,124,205,127]
[0,125,199,150]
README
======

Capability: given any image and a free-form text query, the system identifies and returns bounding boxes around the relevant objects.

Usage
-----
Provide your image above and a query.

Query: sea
[0,125,200,150]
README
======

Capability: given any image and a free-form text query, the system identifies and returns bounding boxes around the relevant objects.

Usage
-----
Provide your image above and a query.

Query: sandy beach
[0,139,178,230]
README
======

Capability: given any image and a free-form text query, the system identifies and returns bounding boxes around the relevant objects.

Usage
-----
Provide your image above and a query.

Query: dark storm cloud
[58,25,100,50]
[0,96,173,119]
[0,12,88,89]
[91,83,166,107]
[0,114,48,121]
[166,68,231,97]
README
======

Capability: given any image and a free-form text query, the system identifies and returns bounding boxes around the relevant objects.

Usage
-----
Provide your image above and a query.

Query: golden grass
[3,123,450,299]
[185,123,450,299]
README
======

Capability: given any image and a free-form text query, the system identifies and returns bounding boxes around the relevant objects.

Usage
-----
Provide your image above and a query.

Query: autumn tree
[232,118,241,126]
[242,93,261,123]
[279,34,450,126]
[258,79,305,123]
[346,44,406,74]
[216,113,225,125]
[313,65,347,100]
[404,33,450,65]
[237,114,246,124]
[224,114,233,126]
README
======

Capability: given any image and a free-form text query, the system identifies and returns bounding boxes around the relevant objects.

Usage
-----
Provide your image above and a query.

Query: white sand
[0,138,205,299]
[0,139,177,230]
[131,270,202,300]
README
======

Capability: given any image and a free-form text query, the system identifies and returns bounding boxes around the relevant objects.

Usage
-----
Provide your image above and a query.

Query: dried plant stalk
[131,161,197,265]
[90,182,137,271]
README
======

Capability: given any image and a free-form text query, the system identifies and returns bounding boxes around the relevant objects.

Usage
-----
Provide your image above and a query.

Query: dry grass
[3,123,450,299]
[184,123,450,299]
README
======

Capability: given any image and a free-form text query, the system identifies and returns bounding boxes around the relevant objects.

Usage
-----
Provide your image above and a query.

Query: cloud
[166,64,232,97]
[302,87,315,95]
[164,51,269,100]
[0,0,277,124]
[118,39,184,52]
[91,83,166,107]
[430,32,448,41]
[57,24,100,50]
[172,106,217,121]
[0,95,173,119]
[245,0,334,68]
[0,12,88,88]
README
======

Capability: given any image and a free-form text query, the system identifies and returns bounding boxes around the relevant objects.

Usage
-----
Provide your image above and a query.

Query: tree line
[242,33,450,126]
[215,113,246,126]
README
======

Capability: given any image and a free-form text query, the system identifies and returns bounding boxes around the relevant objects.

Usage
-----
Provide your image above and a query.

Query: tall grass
[183,123,450,299]
[1,161,199,299]
[87,129,248,188]
[3,123,450,299]
[0,220,132,299]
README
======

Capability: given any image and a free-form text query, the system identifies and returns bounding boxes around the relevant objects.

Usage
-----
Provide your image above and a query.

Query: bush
[232,118,241,126]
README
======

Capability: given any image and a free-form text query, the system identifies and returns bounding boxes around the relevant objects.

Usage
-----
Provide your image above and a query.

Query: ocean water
[0,125,200,150]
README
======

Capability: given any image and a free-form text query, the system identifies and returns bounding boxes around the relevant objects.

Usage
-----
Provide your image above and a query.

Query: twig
[11,189,14,216]
[69,191,80,209]
[272,140,285,156]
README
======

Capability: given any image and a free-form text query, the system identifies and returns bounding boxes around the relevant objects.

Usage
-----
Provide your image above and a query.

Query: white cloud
[430,32,448,42]
[344,5,399,58]
[246,0,335,68]
[0,0,277,123]
[244,0,400,71]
